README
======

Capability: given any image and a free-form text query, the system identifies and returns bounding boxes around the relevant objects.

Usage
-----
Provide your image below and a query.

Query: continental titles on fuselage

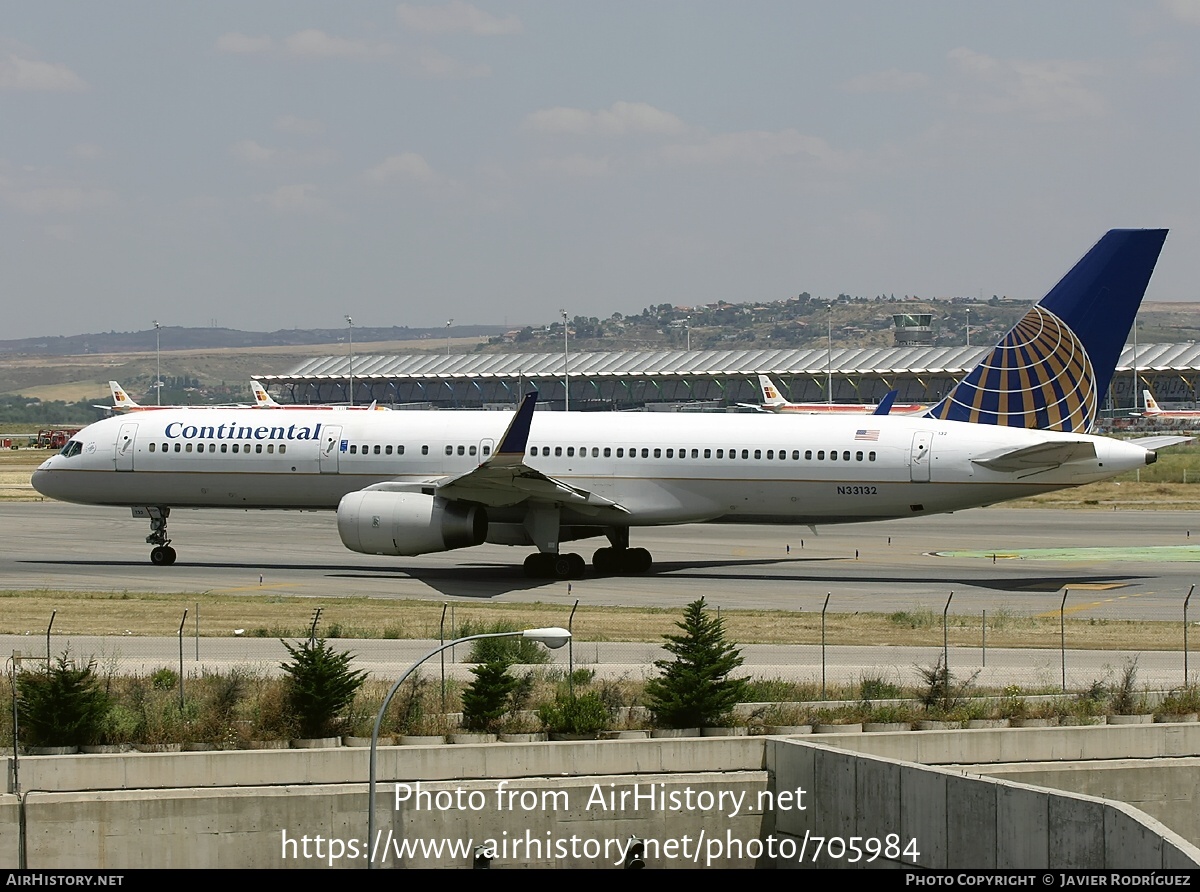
[163,422,323,441]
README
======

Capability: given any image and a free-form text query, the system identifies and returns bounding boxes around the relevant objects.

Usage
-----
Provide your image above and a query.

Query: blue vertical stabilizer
[925,229,1167,432]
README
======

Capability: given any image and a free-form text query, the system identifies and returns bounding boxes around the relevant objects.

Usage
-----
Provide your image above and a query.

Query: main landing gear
[521,528,654,580]
[145,507,177,566]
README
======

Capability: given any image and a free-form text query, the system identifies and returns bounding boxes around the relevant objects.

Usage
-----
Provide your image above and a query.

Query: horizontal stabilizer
[971,440,1096,472]
[1127,435,1192,451]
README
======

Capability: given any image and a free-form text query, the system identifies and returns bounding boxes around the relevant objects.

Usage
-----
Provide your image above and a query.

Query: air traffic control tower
[893,312,934,347]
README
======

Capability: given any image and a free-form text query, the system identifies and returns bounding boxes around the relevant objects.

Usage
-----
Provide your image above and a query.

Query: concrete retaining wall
[766,738,1200,869]
[5,727,1200,869]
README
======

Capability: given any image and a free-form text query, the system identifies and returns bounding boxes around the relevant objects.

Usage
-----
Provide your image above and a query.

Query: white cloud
[366,152,440,184]
[1162,0,1200,26]
[231,139,337,167]
[524,101,687,137]
[0,53,87,92]
[409,46,490,79]
[2,185,113,214]
[396,1,522,35]
[537,154,611,178]
[215,33,275,55]
[283,29,381,59]
[71,143,104,160]
[947,47,1107,121]
[232,140,277,164]
[661,129,851,170]
[254,183,323,213]
[275,115,324,135]
[216,30,387,60]
[842,68,931,94]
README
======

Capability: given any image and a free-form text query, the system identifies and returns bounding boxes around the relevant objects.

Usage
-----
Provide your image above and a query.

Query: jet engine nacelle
[337,490,487,556]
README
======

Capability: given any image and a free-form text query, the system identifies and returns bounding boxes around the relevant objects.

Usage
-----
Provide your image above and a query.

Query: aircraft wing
[362,393,630,515]
[971,440,1097,472]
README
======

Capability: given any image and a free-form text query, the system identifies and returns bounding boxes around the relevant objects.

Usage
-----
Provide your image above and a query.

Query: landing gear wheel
[525,552,586,579]
[619,547,652,574]
[592,547,615,575]
[144,507,174,565]
[523,553,551,578]
[552,554,573,579]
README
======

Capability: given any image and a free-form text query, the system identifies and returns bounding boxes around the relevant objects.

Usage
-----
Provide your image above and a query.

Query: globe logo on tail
[928,305,1097,433]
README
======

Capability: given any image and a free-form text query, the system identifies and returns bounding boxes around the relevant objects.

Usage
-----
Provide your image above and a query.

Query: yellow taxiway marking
[1034,589,1151,619]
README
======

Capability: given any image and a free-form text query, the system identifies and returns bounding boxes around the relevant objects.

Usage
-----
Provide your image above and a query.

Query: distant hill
[0,325,507,357]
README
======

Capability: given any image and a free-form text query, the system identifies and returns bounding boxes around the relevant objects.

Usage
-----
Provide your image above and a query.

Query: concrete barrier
[4,727,1200,869]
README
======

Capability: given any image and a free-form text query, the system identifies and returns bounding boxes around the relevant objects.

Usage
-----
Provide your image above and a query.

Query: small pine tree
[460,660,520,733]
[280,637,367,738]
[645,598,748,729]
[17,652,111,747]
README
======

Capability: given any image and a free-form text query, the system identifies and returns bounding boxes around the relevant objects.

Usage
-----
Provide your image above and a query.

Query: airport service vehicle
[33,230,1181,578]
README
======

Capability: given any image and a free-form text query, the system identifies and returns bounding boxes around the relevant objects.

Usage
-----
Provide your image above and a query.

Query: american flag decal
[855,429,880,441]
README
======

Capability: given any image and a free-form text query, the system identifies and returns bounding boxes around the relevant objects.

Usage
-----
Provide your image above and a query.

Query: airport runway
[3,501,1198,620]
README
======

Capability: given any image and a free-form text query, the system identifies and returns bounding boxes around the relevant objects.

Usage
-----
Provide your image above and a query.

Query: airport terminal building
[255,341,1200,417]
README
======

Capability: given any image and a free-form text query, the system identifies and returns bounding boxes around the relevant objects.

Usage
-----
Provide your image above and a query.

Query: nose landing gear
[144,507,177,565]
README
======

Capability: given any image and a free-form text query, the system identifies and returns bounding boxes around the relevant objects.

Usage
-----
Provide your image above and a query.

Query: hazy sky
[2,2,1198,340]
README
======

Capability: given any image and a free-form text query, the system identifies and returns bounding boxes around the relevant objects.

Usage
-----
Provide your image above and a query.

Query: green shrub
[150,668,178,691]
[461,661,520,733]
[280,637,367,738]
[1157,685,1200,716]
[16,652,111,748]
[537,691,610,735]
[645,597,748,729]
[860,675,902,701]
[458,620,552,665]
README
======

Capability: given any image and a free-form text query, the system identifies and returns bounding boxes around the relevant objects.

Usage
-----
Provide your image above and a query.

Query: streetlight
[685,314,691,352]
[446,318,454,356]
[345,315,354,406]
[153,320,162,406]
[560,309,569,411]
[965,307,971,347]
[367,627,572,868]
[826,303,834,404]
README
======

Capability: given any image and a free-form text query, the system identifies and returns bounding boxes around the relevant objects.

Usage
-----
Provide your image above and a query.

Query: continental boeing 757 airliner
[33,230,1182,578]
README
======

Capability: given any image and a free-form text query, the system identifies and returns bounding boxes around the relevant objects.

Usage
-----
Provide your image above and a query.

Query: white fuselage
[33,407,1151,531]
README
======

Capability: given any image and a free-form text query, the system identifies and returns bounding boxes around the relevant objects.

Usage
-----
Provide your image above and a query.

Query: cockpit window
[59,440,83,458]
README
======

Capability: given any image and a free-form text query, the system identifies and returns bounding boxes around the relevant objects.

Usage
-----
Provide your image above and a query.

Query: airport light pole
[153,320,161,406]
[561,308,569,411]
[826,303,833,404]
[368,627,571,869]
[446,318,453,356]
[686,314,691,351]
[965,307,970,347]
[345,315,354,407]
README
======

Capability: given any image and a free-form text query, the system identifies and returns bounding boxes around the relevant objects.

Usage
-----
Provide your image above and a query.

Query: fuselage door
[320,424,343,474]
[910,431,933,483]
[115,422,138,472]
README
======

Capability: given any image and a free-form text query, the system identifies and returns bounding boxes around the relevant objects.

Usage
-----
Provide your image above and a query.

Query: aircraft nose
[31,467,60,500]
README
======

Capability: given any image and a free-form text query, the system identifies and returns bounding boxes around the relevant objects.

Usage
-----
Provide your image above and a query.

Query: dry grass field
[0,587,1183,650]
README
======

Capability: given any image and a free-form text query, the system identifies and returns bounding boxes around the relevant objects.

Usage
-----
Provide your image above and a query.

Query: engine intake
[337,490,487,556]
